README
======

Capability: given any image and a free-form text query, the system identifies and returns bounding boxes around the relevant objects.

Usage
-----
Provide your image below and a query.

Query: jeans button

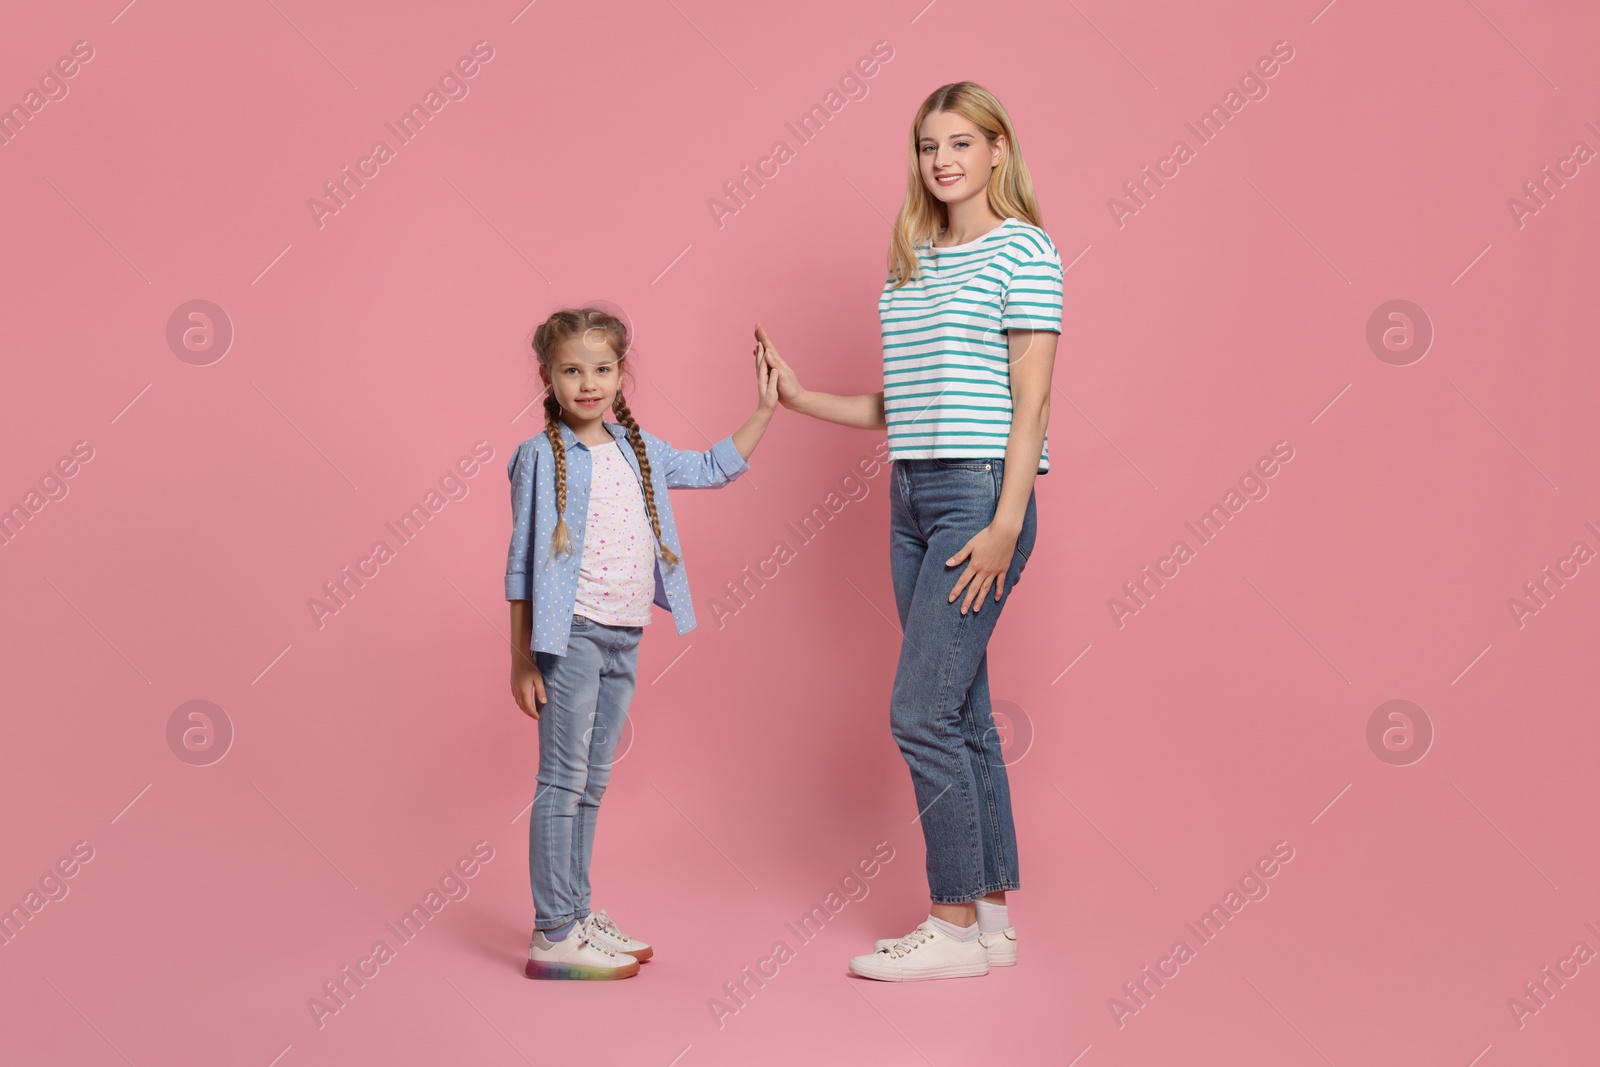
[985,463,992,470]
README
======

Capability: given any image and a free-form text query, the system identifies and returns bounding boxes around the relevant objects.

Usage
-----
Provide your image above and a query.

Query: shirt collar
[556,419,628,451]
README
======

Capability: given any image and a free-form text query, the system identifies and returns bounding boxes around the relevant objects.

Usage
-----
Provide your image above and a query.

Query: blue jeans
[889,458,1037,904]
[529,613,642,930]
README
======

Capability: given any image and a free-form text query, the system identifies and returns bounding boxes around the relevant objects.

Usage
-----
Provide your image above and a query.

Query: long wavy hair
[888,82,1045,289]
[530,306,679,567]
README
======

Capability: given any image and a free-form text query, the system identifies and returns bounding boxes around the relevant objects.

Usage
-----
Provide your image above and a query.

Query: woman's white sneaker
[874,924,1016,966]
[525,925,640,980]
[582,908,653,961]
[849,921,989,982]
[980,925,1017,966]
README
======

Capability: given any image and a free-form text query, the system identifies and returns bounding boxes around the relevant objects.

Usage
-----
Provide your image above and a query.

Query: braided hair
[540,390,575,557]
[530,306,679,568]
[610,390,679,567]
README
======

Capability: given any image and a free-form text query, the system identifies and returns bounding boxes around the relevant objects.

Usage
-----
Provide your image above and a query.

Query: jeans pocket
[933,457,993,471]
[569,613,595,633]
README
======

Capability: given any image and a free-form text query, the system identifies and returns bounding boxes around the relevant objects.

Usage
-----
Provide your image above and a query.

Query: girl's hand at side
[511,658,547,720]
[947,523,1020,615]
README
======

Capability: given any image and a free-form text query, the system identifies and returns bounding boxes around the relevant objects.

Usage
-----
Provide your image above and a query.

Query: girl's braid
[542,392,574,556]
[610,392,680,568]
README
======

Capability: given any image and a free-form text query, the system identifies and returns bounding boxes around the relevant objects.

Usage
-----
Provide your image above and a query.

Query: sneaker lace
[591,909,628,941]
[883,925,934,959]
[572,923,616,957]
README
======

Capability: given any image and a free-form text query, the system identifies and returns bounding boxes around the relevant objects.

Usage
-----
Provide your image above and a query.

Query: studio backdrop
[2,1,1597,1065]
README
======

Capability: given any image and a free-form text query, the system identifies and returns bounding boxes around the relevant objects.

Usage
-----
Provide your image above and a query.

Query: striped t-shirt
[879,217,1064,472]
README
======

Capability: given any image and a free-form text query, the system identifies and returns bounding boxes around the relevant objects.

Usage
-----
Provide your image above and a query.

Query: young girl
[505,306,777,980]
[759,81,1063,981]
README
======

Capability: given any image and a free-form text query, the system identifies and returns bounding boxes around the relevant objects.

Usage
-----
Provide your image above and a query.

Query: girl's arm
[505,442,545,718]
[947,328,1058,614]
[755,324,886,430]
[508,599,546,718]
[730,344,780,458]
[655,342,779,488]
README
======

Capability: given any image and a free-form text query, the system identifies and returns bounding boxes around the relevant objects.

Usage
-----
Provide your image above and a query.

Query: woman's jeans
[529,614,642,931]
[889,457,1038,904]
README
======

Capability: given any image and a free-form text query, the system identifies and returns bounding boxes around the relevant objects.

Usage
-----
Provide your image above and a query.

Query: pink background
[3,1,1598,1064]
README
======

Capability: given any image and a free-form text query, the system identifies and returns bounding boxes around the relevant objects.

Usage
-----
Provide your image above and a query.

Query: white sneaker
[525,924,640,980]
[582,908,653,961]
[980,925,1017,966]
[874,924,1016,966]
[849,921,989,982]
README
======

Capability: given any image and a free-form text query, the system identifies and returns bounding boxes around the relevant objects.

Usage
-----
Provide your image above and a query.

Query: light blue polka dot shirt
[505,418,749,655]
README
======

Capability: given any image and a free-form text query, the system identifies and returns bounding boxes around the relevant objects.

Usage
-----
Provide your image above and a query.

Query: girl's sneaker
[873,925,1016,965]
[582,908,653,961]
[849,921,989,982]
[525,925,640,980]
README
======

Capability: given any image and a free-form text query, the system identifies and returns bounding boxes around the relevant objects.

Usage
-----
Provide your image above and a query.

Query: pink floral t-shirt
[573,440,657,626]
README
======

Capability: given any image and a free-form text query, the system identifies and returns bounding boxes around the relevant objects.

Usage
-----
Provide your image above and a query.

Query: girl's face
[917,110,1004,208]
[545,331,621,426]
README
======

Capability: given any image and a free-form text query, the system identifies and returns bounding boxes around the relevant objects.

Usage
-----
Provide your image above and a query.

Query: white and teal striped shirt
[879,217,1063,472]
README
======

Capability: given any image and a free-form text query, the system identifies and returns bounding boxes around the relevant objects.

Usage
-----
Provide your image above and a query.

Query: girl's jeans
[888,457,1038,904]
[529,614,642,931]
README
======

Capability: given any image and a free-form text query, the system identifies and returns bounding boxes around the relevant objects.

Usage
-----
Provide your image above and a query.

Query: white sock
[928,914,981,942]
[975,898,1010,933]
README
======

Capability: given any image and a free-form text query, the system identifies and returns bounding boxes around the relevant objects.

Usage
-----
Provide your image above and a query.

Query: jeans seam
[968,694,1010,887]
[533,640,588,931]
[934,607,982,900]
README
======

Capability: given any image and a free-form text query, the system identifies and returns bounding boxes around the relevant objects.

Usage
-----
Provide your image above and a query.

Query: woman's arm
[946,327,1058,614]
[756,324,886,430]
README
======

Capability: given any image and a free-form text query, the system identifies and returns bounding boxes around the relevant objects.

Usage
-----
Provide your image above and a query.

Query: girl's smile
[544,334,622,441]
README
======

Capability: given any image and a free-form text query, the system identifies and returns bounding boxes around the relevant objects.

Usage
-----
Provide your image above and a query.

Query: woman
[758,81,1063,981]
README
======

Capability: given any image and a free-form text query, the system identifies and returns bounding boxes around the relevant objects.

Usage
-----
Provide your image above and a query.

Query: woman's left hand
[947,523,1019,614]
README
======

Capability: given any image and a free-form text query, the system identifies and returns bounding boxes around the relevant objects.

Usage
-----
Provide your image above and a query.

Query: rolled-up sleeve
[505,443,536,599]
[656,434,749,489]
[1001,245,1065,334]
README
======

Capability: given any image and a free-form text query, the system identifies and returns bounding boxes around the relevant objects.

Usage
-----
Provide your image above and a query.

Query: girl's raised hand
[753,336,780,414]
[754,324,805,410]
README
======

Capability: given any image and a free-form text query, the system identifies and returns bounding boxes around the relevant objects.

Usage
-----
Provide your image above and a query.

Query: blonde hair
[888,82,1045,289]
[529,306,679,567]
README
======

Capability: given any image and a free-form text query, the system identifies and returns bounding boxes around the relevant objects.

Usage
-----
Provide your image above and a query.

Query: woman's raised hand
[755,324,806,411]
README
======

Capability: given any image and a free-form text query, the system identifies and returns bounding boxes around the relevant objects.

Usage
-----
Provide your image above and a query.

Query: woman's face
[918,110,1003,207]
